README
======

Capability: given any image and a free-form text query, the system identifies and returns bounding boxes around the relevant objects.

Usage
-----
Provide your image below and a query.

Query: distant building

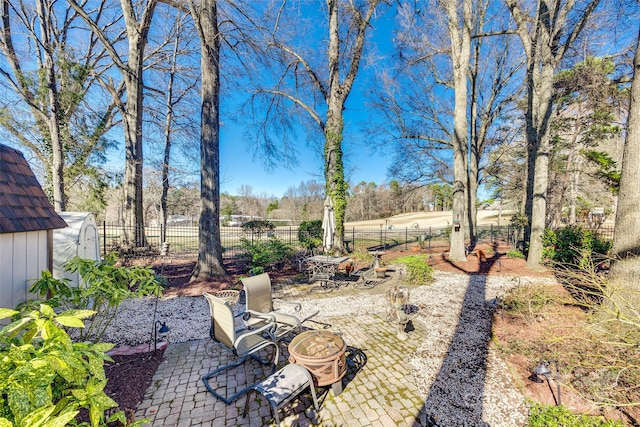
[222,215,248,227]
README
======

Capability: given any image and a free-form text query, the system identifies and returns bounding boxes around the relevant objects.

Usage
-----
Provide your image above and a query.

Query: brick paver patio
[135,280,433,426]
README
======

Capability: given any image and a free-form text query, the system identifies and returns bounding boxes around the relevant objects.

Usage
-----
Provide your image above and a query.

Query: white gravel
[98,271,557,426]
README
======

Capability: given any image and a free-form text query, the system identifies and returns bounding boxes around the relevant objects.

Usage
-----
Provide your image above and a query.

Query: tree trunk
[568,159,579,226]
[467,153,478,244]
[609,29,640,288]
[160,101,172,243]
[525,62,555,269]
[37,0,65,211]
[160,20,181,243]
[324,113,347,254]
[190,0,227,280]
[506,0,601,269]
[324,0,347,254]
[123,0,156,246]
[121,70,146,245]
[443,0,471,262]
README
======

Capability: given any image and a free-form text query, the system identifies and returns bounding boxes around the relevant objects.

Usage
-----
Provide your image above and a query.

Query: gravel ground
[99,271,557,426]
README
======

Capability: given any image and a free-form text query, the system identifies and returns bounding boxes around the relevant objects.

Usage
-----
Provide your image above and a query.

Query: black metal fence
[100,222,532,260]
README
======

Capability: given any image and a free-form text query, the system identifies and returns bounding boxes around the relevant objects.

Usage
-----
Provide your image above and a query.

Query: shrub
[500,283,559,320]
[0,305,147,427]
[28,253,163,343]
[349,249,372,262]
[240,237,294,275]
[392,255,434,286]
[542,226,611,270]
[528,403,624,427]
[241,219,275,239]
[297,220,323,251]
[507,249,526,259]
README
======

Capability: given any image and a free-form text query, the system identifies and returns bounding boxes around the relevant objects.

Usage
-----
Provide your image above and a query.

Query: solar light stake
[531,360,561,406]
[153,320,170,355]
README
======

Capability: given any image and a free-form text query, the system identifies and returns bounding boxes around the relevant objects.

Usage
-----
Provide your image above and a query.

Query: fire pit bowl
[288,330,347,394]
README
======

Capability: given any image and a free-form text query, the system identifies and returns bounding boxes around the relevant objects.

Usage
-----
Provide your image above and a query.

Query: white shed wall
[0,230,49,309]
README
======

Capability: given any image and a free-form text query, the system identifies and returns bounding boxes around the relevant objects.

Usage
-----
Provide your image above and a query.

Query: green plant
[19,270,72,311]
[240,237,294,274]
[506,249,526,259]
[28,253,163,343]
[392,255,434,286]
[541,226,612,270]
[528,403,624,426]
[241,220,275,239]
[297,220,323,251]
[0,305,148,427]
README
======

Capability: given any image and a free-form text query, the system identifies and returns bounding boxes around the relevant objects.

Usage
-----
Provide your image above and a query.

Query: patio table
[305,255,350,289]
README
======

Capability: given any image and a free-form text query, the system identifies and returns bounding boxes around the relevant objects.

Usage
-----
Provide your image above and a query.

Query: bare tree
[145,10,200,242]
[282,181,324,224]
[247,0,385,255]
[186,0,226,279]
[434,0,472,261]
[376,0,521,259]
[468,6,523,244]
[505,0,602,268]
[237,184,263,218]
[0,0,119,210]
[68,0,157,245]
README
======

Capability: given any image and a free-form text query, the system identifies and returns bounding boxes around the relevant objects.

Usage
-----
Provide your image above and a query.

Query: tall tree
[546,57,623,227]
[248,0,385,255]
[440,0,472,261]
[505,0,601,268]
[68,0,157,245]
[468,6,523,244]
[377,0,521,259]
[0,0,118,210]
[147,10,199,242]
[609,27,640,291]
[187,0,226,279]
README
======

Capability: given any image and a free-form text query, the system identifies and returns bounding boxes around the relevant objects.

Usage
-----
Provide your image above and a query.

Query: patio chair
[241,273,302,341]
[202,293,280,404]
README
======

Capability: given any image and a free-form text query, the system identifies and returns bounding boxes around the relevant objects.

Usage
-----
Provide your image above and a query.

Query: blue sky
[217,107,393,198]
[218,131,391,198]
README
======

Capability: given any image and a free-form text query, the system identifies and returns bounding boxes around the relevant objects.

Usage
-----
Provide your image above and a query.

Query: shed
[53,212,101,288]
[0,144,67,309]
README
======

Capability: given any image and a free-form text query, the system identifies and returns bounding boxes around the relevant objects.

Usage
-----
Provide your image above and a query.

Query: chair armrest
[243,309,276,323]
[273,299,302,312]
[234,317,278,346]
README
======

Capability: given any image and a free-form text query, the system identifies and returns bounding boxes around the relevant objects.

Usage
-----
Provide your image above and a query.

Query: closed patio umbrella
[322,195,336,253]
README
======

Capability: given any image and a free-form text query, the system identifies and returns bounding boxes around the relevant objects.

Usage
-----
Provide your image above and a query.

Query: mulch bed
[104,350,166,424]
